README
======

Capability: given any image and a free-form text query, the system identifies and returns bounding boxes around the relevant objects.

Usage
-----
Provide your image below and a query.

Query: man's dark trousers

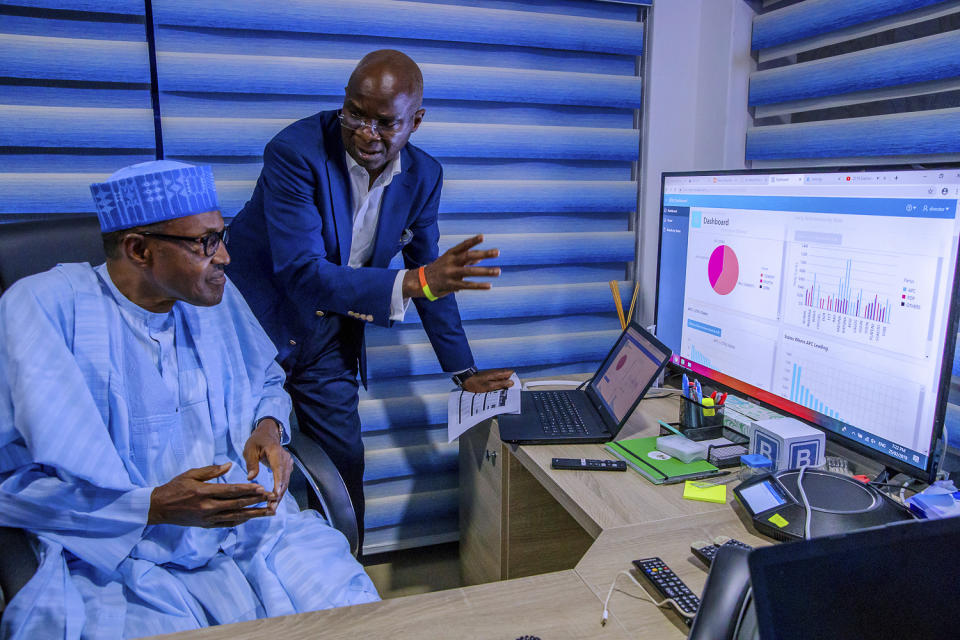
[282,315,366,553]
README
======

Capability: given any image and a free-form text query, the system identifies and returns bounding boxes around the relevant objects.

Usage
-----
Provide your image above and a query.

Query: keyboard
[533,392,588,435]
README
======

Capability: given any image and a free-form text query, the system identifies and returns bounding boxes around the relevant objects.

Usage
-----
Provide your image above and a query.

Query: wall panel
[0,5,154,221]
[747,0,960,463]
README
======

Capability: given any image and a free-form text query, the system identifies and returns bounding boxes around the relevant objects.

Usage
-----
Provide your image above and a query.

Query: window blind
[748,0,960,166]
[0,1,155,221]
[149,0,646,553]
[749,0,960,466]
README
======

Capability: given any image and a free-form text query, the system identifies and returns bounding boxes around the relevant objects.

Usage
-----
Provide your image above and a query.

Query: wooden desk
[148,570,633,640]
[573,509,770,637]
[459,394,741,584]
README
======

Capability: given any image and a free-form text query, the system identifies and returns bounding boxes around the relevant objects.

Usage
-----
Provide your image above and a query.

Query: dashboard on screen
[655,167,960,481]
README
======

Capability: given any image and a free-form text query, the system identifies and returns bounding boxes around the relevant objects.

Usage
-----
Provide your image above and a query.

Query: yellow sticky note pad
[683,480,726,504]
[768,513,789,528]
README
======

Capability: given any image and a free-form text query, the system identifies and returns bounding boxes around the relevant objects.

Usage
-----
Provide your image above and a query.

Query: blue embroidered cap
[90,160,220,232]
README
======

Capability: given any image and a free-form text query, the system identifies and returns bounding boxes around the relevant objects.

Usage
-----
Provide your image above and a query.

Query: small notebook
[606,436,724,485]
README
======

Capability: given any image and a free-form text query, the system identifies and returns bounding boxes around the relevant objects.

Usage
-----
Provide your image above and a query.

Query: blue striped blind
[750,0,960,462]
[150,0,645,553]
[748,0,960,165]
[0,1,155,220]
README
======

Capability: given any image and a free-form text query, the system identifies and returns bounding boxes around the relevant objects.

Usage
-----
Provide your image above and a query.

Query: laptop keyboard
[533,392,589,435]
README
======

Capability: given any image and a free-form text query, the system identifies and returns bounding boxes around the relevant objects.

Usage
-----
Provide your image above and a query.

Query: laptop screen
[589,324,672,426]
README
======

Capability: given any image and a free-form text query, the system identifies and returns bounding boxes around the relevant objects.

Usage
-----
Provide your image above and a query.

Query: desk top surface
[574,509,772,637]
[510,393,737,538]
[148,569,633,640]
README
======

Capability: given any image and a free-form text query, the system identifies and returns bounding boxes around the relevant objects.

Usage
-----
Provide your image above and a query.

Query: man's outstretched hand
[147,463,276,528]
[403,234,501,299]
[243,418,294,510]
[461,368,516,393]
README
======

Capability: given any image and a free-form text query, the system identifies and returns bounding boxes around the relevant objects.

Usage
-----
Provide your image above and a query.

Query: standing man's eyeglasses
[337,109,404,138]
[136,228,228,257]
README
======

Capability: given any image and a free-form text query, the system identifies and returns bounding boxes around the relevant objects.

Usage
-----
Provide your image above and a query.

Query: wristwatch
[451,366,479,388]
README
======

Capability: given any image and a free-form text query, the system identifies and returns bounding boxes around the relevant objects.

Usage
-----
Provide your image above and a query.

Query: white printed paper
[447,373,522,442]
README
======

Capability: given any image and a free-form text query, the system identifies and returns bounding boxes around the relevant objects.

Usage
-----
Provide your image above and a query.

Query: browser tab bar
[712,175,770,185]
[769,174,803,185]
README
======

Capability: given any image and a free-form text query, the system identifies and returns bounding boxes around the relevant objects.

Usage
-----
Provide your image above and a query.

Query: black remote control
[690,538,754,568]
[551,457,626,471]
[632,557,700,623]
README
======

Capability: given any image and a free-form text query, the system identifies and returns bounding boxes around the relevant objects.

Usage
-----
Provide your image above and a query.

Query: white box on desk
[723,407,759,437]
[751,417,825,470]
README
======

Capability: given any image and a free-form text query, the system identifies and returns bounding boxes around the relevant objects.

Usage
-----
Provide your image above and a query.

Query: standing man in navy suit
[227,50,514,551]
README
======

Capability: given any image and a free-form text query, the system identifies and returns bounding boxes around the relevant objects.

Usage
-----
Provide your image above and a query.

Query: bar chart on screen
[782,241,941,357]
[688,343,712,366]
[774,342,925,447]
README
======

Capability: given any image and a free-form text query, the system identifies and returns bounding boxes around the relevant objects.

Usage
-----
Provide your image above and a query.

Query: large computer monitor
[655,166,960,482]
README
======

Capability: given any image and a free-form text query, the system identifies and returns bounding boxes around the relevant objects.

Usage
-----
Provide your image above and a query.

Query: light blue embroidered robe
[0,263,378,639]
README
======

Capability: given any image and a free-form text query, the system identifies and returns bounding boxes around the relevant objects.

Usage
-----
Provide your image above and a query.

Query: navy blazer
[227,110,474,382]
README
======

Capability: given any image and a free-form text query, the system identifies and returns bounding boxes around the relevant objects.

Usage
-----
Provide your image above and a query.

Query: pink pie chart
[708,245,739,295]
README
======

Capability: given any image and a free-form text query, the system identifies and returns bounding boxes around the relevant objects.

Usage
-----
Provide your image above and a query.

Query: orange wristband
[418,266,438,301]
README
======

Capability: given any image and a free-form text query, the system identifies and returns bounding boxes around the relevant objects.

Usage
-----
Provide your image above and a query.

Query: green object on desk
[606,436,723,485]
[657,420,684,436]
[683,480,726,503]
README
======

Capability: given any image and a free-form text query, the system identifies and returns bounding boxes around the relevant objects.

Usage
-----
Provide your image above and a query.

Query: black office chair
[0,217,359,617]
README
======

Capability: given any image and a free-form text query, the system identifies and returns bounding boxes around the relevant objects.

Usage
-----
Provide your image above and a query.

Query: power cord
[796,464,813,540]
[643,388,683,399]
[795,465,896,539]
[600,570,683,627]
[521,380,584,391]
[869,480,919,502]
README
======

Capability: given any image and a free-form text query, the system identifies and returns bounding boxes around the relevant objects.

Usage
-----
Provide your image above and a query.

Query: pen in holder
[679,393,725,430]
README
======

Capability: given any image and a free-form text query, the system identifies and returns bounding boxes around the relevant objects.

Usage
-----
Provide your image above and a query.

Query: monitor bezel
[654,164,960,483]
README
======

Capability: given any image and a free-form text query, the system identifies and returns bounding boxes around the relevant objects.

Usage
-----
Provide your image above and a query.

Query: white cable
[899,478,911,504]
[937,424,950,481]
[521,380,584,391]
[796,464,813,540]
[600,570,684,627]
[643,388,683,399]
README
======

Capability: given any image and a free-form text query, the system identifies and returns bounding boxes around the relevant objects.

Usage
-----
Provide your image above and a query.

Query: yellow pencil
[609,280,626,330]
[626,280,640,325]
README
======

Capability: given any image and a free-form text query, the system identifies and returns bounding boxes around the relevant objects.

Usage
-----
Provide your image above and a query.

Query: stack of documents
[447,373,522,442]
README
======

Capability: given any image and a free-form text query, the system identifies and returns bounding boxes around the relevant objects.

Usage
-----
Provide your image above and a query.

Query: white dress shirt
[345,152,410,321]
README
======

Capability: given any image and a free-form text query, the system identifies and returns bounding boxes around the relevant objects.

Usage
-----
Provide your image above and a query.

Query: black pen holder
[678,394,725,430]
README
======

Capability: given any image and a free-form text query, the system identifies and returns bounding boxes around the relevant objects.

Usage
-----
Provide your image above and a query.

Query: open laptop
[498,321,672,444]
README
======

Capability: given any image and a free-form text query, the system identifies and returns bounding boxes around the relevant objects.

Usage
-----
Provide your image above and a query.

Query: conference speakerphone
[733,468,913,541]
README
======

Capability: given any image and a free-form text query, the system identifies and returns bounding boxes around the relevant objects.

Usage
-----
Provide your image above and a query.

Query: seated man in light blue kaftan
[0,161,379,640]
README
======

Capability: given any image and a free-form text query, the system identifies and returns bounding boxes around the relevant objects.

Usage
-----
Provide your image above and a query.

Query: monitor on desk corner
[654,166,960,483]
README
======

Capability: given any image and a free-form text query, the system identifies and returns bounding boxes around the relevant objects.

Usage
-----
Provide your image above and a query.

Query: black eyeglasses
[137,228,228,257]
